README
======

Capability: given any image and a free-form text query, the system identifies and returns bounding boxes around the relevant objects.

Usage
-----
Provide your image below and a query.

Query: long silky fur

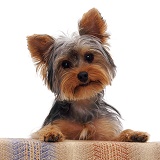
[43,92,122,130]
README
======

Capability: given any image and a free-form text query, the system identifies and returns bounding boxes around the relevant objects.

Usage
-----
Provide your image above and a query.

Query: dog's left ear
[78,8,109,44]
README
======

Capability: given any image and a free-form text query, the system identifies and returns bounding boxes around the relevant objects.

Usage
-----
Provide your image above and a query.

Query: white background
[0,0,160,142]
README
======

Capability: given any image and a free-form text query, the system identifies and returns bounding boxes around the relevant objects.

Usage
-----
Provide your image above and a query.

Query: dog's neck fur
[71,97,97,109]
[69,96,98,122]
[43,90,121,130]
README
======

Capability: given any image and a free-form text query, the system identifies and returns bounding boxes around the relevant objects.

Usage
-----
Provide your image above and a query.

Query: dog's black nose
[77,71,88,83]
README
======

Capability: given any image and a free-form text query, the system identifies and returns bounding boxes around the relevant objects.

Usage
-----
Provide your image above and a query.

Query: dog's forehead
[53,35,103,59]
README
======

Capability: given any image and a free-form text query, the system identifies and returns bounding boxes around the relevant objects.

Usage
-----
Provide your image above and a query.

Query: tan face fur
[27,8,116,101]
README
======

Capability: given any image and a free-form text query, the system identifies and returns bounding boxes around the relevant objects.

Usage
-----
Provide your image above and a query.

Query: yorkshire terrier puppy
[27,8,149,142]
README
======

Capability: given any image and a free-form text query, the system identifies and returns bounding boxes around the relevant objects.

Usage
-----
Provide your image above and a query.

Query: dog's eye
[62,60,72,69]
[85,53,94,63]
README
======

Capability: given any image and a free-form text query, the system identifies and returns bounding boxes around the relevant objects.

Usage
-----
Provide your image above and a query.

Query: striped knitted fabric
[0,139,160,160]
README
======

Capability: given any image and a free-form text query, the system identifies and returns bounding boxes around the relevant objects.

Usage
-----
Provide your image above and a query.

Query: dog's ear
[78,8,109,43]
[27,34,54,80]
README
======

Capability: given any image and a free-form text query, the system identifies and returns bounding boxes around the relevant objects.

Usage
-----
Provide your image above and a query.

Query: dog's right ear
[27,34,54,80]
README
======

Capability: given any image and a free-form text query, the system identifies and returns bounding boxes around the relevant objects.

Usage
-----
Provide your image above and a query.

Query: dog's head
[27,8,116,101]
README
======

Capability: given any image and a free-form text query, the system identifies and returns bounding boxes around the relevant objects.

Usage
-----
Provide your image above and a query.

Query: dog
[27,8,149,142]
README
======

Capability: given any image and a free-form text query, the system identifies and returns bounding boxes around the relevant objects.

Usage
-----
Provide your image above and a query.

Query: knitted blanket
[0,138,160,160]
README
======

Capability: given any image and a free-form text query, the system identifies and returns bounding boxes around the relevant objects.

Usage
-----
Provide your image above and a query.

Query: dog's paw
[117,129,149,142]
[43,132,64,142]
[31,124,65,142]
[129,132,149,142]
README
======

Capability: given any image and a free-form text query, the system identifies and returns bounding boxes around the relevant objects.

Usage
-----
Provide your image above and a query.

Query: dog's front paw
[129,131,149,142]
[43,132,64,142]
[116,129,149,142]
[31,124,65,142]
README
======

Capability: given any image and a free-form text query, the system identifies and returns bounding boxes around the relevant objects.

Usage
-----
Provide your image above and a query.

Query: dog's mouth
[74,80,101,91]
[79,81,96,87]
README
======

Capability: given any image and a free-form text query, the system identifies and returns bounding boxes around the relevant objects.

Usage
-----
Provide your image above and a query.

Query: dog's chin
[61,80,106,101]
